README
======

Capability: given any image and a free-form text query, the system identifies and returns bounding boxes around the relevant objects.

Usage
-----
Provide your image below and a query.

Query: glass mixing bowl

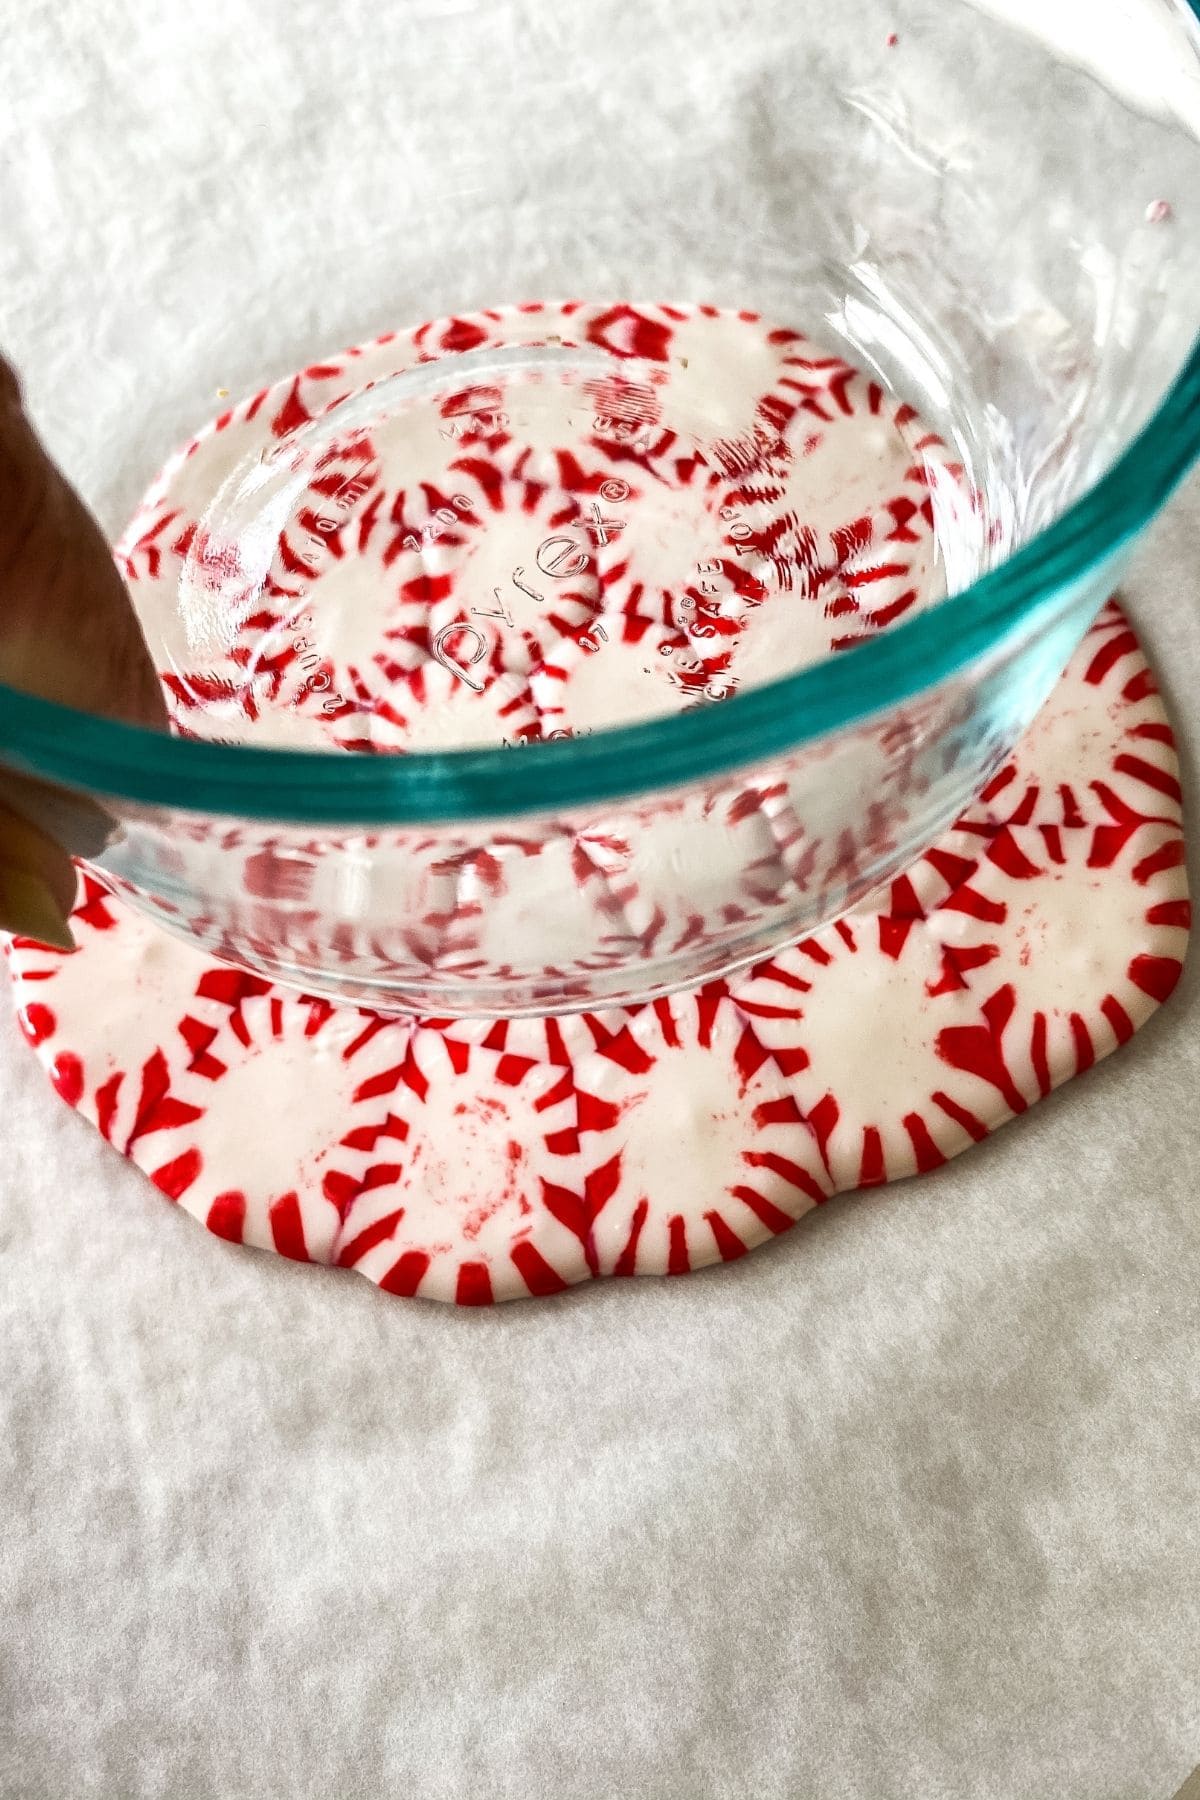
[1,0,1199,1016]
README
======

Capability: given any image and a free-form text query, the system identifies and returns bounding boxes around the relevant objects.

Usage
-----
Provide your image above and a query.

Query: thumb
[0,358,168,730]
[1,355,168,948]
[0,804,77,952]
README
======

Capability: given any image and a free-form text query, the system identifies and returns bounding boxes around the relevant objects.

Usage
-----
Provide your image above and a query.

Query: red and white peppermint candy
[9,902,419,1263]
[110,996,418,1265]
[729,813,1188,1191]
[330,1028,582,1302]
[529,611,730,734]
[573,778,810,977]
[958,600,1183,832]
[418,827,644,991]
[7,872,219,1122]
[561,988,831,1277]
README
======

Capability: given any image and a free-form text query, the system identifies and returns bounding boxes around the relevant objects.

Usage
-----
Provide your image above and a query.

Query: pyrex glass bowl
[1,0,1199,1016]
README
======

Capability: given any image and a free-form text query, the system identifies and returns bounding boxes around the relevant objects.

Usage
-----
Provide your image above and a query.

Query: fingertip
[0,866,77,951]
[0,802,80,915]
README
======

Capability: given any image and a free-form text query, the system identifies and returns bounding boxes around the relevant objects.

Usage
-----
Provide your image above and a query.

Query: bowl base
[132,302,976,755]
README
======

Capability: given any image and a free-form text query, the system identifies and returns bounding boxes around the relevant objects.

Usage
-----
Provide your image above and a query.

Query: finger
[0,357,168,730]
[0,803,77,950]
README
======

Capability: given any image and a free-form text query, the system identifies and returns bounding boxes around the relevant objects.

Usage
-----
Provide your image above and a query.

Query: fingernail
[0,866,77,951]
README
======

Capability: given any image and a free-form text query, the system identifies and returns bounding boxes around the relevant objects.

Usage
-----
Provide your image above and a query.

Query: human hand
[0,356,167,948]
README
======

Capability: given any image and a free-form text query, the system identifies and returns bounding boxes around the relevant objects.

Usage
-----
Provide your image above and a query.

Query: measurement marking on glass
[510,568,544,606]
[294,474,375,572]
[402,493,477,554]
[432,477,633,687]
[432,623,489,693]
[292,615,350,715]
[471,590,515,627]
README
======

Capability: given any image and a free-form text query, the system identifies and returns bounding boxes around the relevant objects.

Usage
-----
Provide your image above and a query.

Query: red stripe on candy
[902,1113,945,1174]
[95,1072,123,1142]
[1146,898,1191,929]
[207,1191,246,1244]
[269,1192,310,1261]
[931,1090,990,1143]
[1084,628,1137,686]
[150,1147,203,1201]
[1127,953,1182,1004]
[1070,1014,1095,1075]
[614,1198,649,1276]
[1030,1013,1051,1098]
[511,1241,571,1296]
[1112,754,1181,806]
[1133,838,1185,886]
[1100,996,1134,1045]
[936,985,1028,1115]
[706,1211,748,1262]
[667,1215,690,1275]
[859,1126,885,1186]
[456,1262,494,1306]
[728,1184,796,1234]
[336,1207,405,1268]
[742,1149,826,1207]
[49,1052,83,1105]
[379,1250,430,1297]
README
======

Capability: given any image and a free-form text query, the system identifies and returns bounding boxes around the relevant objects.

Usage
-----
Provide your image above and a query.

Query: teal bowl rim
[2,6,1199,826]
